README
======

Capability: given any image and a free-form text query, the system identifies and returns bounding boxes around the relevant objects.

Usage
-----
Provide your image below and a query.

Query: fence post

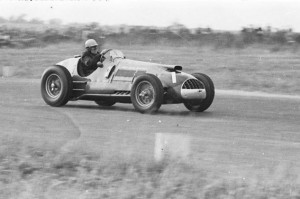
[2,66,15,77]
[154,133,191,162]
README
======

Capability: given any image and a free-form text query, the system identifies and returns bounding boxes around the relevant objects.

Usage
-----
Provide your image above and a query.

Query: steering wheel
[100,49,111,56]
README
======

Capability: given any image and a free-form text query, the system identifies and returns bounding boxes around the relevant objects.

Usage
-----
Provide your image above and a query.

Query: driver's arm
[82,53,102,69]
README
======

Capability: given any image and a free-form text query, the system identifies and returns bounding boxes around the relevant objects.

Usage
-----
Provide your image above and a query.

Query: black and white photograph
[0,0,299,198]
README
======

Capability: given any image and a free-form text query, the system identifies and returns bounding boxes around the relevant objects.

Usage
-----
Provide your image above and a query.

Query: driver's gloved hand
[100,55,105,62]
[97,61,103,68]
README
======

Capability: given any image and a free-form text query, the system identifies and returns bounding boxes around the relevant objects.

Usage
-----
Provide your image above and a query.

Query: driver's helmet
[85,39,98,49]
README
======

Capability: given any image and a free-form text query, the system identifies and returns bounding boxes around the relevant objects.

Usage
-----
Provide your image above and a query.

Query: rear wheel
[184,73,215,112]
[41,66,73,107]
[131,74,164,113]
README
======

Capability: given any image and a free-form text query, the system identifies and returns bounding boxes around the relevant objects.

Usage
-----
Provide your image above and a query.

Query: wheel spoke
[135,81,155,107]
[45,74,62,98]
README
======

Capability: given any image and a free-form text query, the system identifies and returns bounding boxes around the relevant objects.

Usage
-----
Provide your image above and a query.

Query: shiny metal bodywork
[55,49,206,104]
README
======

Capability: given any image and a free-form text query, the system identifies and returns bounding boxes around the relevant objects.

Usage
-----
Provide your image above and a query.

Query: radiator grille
[182,79,204,89]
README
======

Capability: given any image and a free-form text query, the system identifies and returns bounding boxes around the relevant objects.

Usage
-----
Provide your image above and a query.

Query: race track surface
[1,78,299,170]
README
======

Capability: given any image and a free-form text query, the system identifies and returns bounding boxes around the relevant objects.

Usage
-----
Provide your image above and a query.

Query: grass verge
[0,135,299,199]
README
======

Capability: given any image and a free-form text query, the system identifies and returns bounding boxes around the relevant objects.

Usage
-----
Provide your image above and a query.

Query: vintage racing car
[41,49,215,113]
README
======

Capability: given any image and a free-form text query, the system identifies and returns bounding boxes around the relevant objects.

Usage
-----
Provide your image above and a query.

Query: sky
[0,0,300,31]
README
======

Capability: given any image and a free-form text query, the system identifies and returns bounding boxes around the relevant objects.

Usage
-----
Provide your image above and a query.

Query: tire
[184,73,215,112]
[131,74,164,113]
[95,100,116,106]
[41,65,73,107]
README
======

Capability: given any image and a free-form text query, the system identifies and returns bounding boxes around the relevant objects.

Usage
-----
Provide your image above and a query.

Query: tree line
[1,16,300,49]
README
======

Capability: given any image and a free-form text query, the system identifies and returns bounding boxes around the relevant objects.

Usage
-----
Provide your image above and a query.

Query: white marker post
[154,133,191,162]
[2,66,15,77]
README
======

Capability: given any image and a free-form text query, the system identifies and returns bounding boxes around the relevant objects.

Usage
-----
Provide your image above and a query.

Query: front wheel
[41,65,73,107]
[131,74,164,113]
[184,73,215,112]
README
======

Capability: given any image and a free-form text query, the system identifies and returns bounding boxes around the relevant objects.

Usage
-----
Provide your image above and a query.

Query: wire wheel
[131,74,163,113]
[45,74,62,99]
[41,65,72,107]
[135,81,155,108]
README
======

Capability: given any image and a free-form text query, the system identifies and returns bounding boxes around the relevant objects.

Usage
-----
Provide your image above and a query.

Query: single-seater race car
[41,49,214,113]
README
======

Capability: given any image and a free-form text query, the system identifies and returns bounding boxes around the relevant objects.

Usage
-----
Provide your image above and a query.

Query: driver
[80,39,104,76]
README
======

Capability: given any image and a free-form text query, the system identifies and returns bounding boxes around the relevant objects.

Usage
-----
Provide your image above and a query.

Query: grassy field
[1,43,300,198]
[0,42,300,95]
[0,136,299,199]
